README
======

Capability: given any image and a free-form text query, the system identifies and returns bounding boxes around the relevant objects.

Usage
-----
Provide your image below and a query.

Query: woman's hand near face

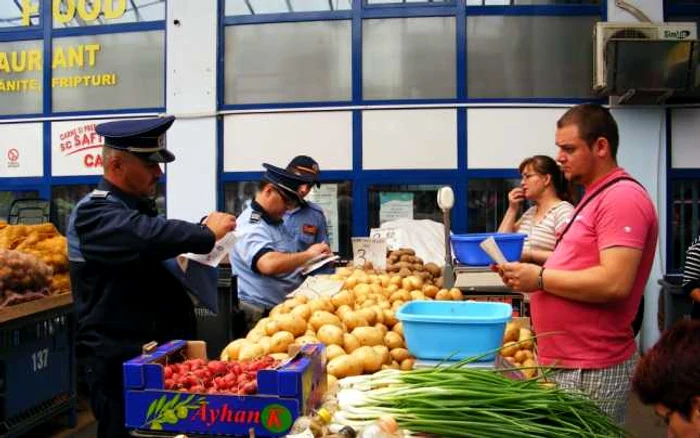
[507,187,525,211]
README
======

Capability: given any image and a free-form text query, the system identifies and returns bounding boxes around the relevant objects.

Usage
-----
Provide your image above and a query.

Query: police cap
[96,116,176,163]
[262,163,312,205]
[286,155,320,188]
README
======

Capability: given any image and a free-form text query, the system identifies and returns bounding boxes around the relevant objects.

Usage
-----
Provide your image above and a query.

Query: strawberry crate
[124,340,326,437]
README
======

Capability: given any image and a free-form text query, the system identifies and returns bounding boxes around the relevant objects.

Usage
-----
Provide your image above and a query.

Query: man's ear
[594,137,611,158]
[691,396,700,423]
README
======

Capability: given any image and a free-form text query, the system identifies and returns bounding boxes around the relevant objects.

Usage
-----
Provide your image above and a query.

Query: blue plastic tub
[396,301,512,361]
[451,232,526,266]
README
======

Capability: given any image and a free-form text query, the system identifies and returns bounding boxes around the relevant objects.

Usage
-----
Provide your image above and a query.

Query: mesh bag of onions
[0,249,53,308]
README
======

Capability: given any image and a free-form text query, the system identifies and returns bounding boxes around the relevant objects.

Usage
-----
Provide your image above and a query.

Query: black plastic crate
[194,266,242,359]
[0,299,77,437]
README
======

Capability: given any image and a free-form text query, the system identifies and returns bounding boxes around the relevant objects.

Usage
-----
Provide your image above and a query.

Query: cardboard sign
[352,237,387,270]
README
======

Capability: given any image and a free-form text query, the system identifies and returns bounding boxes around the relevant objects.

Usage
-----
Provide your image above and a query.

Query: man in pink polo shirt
[500,103,658,425]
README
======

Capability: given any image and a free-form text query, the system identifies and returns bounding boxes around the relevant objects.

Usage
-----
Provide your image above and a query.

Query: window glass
[225,0,351,15]
[363,17,456,100]
[466,0,597,4]
[368,184,442,229]
[223,181,353,257]
[51,183,165,234]
[0,190,41,222]
[467,178,520,232]
[53,0,165,28]
[52,31,165,112]
[0,0,40,27]
[467,16,598,98]
[671,179,700,271]
[0,39,43,115]
[224,21,352,104]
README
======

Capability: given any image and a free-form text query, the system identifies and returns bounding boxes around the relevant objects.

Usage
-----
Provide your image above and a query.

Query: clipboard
[299,254,340,276]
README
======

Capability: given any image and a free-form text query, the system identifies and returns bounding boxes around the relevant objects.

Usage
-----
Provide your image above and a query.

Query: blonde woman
[498,155,574,265]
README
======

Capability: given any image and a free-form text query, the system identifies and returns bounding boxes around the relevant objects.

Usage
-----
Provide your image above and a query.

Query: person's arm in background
[498,188,524,233]
[256,243,331,275]
[525,202,574,265]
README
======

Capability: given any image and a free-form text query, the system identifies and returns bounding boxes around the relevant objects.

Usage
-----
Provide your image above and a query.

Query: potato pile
[0,223,70,295]
[500,321,537,378]
[222,267,468,387]
[383,248,444,288]
[0,249,53,307]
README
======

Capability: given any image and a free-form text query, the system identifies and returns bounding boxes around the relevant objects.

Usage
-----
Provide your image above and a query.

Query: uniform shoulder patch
[90,189,110,199]
[249,211,262,223]
[302,224,318,235]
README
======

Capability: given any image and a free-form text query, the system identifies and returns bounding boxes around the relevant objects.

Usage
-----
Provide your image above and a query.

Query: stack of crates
[0,296,77,437]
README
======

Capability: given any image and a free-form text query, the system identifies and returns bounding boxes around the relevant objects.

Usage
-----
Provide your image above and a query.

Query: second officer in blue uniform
[67,116,236,438]
[284,155,329,251]
[230,163,331,335]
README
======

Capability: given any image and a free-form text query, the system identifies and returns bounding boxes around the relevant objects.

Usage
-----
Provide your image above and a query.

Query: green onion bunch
[333,361,630,438]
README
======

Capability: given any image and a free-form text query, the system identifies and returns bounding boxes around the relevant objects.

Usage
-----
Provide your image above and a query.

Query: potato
[422,285,439,298]
[336,267,352,277]
[374,323,388,336]
[331,290,354,308]
[356,308,377,326]
[449,288,463,301]
[335,304,353,320]
[400,358,415,371]
[435,289,451,301]
[398,267,412,277]
[344,277,358,290]
[372,307,385,324]
[308,299,327,313]
[264,320,281,336]
[392,322,404,337]
[258,336,272,354]
[352,327,384,347]
[343,333,362,353]
[513,349,529,363]
[342,312,369,331]
[519,328,534,350]
[270,331,294,354]
[270,353,290,361]
[391,300,405,311]
[221,339,247,361]
[382,310,398,327]
[521,358,538,379]
[500,341,519,357]
[246,329,266,343]
[384,331,404,350]
[239,344,265,361]
[327,355,363,379]
[390,347,411,363]
[407,275,424,290]
[295,335,319,346]
[424,262,442,276]
[386,284,399,294]
[255,317,271,332]
[373,345,391,365]
[503,322,519,344]
[389,360,401,370]
[390,290,410,303]
[379,275,391,288]
[326,344,346,361]
[282,298,304,311]
[327,374,338,389]
[351,346,384,373]
[275,314,307,337]
[410,290,426,301]
[290,304,312,321]
[434,277,444,289]
[354,283,371,295]
[317,324,345,346]
[309,311,342,331]
[389,275,402,286]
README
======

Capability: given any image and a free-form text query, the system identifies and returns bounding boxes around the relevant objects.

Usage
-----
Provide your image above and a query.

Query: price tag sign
[369,227,406,251]
[352,237,387,270]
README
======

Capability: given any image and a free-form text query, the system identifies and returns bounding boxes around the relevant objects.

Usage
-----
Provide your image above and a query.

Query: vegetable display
[333,363,629,438]
[0,249,53,307]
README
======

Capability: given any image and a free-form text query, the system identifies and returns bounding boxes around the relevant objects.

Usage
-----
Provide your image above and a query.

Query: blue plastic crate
[0,295,77,437]
[396,301,512,361]
[451,232,526,266]
[124,341,326,437]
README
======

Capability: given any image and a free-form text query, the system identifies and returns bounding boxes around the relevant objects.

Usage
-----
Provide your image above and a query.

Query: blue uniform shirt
[231,200,303,309]
[284,200,329,252]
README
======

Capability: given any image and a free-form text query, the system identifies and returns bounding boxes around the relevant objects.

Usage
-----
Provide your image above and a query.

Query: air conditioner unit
[593,22,699,102]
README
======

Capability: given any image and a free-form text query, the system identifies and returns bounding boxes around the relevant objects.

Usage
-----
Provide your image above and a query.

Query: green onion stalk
[332,358,630,438]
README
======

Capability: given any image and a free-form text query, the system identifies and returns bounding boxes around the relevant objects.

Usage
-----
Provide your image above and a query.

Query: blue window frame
[0,0,167,233]
[219,0,605,243]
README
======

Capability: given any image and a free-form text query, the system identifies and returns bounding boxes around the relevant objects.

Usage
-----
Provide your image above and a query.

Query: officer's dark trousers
[83,358,130,438]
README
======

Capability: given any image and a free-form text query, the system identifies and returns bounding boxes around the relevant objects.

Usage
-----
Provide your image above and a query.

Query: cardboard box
[123,340,326,437]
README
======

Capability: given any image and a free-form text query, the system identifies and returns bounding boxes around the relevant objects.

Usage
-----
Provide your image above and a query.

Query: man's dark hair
[557,104,619,160]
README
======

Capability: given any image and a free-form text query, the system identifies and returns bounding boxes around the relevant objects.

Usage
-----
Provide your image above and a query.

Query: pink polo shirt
[531,168,658,369]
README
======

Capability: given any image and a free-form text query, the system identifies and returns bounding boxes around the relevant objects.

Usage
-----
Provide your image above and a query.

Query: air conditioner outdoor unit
[593,22,699,103]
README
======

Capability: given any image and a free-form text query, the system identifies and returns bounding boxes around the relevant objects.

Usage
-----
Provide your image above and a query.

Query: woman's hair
[518,155,572,203]
[632,319,700,420]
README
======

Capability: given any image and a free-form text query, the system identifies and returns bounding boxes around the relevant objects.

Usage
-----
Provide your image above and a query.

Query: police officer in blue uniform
[284,155,330,252]
[231,163,331,334]
[67,116,236,438]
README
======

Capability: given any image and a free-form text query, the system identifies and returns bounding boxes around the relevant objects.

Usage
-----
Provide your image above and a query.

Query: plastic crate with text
[0,295,77,437]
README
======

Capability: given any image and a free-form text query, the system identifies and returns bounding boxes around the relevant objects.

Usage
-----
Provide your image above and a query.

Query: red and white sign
[51,119,114,176]
[0,123,43,178]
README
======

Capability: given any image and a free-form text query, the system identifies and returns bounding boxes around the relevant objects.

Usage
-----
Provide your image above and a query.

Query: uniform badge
[90,189,110,199]
[302,224,317,236]
[250,212,261,223]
